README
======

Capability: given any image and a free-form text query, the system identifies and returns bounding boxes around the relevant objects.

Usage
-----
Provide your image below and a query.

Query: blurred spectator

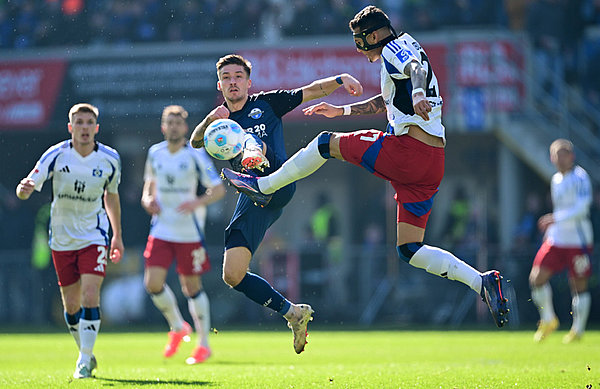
[513,192,545,254]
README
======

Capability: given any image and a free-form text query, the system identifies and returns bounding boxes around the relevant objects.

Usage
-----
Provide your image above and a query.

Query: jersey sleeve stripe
[382,56,402,75]
[39,141,67,163]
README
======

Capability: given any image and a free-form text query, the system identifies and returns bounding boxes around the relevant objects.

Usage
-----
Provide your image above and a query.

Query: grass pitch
[0,328,598,388]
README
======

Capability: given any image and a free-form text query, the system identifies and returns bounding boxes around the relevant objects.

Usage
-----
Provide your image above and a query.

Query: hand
[241,146,270,171]
[537,213,554,233]
[16,178,35,200]
[109,237,124,263]
[177,199,202,214]
[412,91,431,121]
[141,196,161,215]
[303,102,340,118]
[208,105,230,121]
[339,74,363,97]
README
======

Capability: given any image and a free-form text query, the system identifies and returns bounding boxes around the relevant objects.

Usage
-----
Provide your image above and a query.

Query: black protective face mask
[353,23,397,51]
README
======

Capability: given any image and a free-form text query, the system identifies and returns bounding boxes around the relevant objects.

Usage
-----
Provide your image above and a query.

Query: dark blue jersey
[227,89,303,174]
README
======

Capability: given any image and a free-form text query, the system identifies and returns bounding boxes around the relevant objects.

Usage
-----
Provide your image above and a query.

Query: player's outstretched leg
[221,168,272,207]
[480,270,509,327]
[284,304,314,354]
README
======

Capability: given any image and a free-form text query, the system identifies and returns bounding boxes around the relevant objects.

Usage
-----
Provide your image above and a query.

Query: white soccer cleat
[73,362,93,379]
[286,304,314,354]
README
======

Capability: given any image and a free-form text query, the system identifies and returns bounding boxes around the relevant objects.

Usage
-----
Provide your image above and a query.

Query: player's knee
[144,278,163,294]
[222,269,244,288]
[396,242,423,263]
[316,131,333,159]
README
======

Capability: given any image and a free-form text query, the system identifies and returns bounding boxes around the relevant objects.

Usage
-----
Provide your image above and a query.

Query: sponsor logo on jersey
[396,48,410,63]
[248,108,263,119]
[166,174,175,185]
[92,168,103,177]
[74,180,86,193]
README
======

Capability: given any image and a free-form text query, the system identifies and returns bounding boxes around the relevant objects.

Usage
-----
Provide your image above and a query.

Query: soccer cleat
[221,168,272,207]
[533,317,559,342]
[286,304,314,354]
[163,321,192,358]
[241,146,270,171]
[480,270,509,328]
[186,345,212,365]
[73,362,93,379]
[562,329,582,344]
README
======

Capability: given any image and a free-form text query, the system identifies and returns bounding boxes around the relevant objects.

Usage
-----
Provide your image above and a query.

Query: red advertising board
[0,60,66,130]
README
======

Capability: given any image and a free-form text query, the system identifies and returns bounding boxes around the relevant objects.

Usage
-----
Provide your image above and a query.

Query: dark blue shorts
[224,183,295,254]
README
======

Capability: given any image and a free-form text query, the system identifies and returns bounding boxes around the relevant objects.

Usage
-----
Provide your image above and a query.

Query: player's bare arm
[104,191,124,263]
[300,73,363,103]
[404,60,432,121]
[190,105,230,148]
[15,177,35,200]
[303,94,385,118]
[141,180,161,215]
[176,183,226,213]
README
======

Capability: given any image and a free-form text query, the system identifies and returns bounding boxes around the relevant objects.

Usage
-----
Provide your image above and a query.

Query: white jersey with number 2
[380,33,445,142]
[28,140,121,251]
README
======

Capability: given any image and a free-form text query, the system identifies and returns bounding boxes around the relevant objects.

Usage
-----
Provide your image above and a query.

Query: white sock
[188,291,211,348]
[409,245,482,292]
[571,292,591,334]
[531,283,556,322]
[78,318,100,364]
[150,284,185,331]
[65,321,81,350]
[259,136,327,194]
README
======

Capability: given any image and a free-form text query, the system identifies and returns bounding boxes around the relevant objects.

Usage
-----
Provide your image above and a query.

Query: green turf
[0,329,598,388]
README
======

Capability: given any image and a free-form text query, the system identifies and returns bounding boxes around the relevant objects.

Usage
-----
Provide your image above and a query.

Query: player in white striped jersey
[141,105,225,364]
[16,103,123,379]
[529,139,593,343]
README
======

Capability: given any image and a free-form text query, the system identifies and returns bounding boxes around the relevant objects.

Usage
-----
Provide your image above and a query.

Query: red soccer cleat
[163,322,192,358]
[186,345,212,365]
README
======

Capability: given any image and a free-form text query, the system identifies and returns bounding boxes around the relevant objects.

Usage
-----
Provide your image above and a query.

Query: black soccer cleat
[221,168,272,207]
[480,270,509,328]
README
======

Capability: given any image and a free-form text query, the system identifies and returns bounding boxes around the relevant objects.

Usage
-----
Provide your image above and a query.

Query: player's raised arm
[190,105,230,148]
[303,93,386,118]
[300,73,363,103]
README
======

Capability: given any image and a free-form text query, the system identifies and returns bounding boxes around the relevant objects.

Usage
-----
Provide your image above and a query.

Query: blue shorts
[224,182,295,254]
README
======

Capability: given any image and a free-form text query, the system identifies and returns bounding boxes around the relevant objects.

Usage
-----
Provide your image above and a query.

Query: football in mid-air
[203,118,245,160]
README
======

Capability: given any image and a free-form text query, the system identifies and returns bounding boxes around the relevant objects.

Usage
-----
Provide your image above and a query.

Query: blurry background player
[15,103,123,379]
[529,139,593,343]
[222,6,509,328]
[141,105,225,364]
[189,54,363,353]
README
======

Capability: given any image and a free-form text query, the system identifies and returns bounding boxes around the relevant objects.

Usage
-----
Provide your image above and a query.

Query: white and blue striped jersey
[144,142,221,243]
[28,140,121,251]
[546,165,593,248]
[380,33,445,142]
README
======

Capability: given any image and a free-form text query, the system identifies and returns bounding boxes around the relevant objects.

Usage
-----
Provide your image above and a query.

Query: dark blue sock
[233,272,291,314]
[65,308,82,325]
[81,307,101,320]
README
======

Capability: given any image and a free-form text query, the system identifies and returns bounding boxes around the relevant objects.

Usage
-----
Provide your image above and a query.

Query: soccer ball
[203,118,245,160]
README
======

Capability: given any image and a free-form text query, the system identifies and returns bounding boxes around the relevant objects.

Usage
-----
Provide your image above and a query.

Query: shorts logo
[248,108,263,119]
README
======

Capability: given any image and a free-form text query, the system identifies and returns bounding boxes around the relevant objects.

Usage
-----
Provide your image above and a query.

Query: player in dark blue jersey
[190,54,362,354]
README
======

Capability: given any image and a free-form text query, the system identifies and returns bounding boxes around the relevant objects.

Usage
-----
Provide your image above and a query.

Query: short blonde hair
[68,103,99,122]
[549,138,573,156]
[161,105,188,122]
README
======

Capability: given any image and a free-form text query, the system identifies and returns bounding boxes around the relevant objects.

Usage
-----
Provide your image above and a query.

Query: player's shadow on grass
[94,377,215,386]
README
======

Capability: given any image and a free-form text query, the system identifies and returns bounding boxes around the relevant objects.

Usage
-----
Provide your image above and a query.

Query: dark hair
[216,54,252,77]
[349,5,391,32]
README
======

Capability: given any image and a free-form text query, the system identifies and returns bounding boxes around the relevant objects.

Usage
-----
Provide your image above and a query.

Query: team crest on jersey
[92,168,103,177]
[248,108,263,119]
[179,162,188,170]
